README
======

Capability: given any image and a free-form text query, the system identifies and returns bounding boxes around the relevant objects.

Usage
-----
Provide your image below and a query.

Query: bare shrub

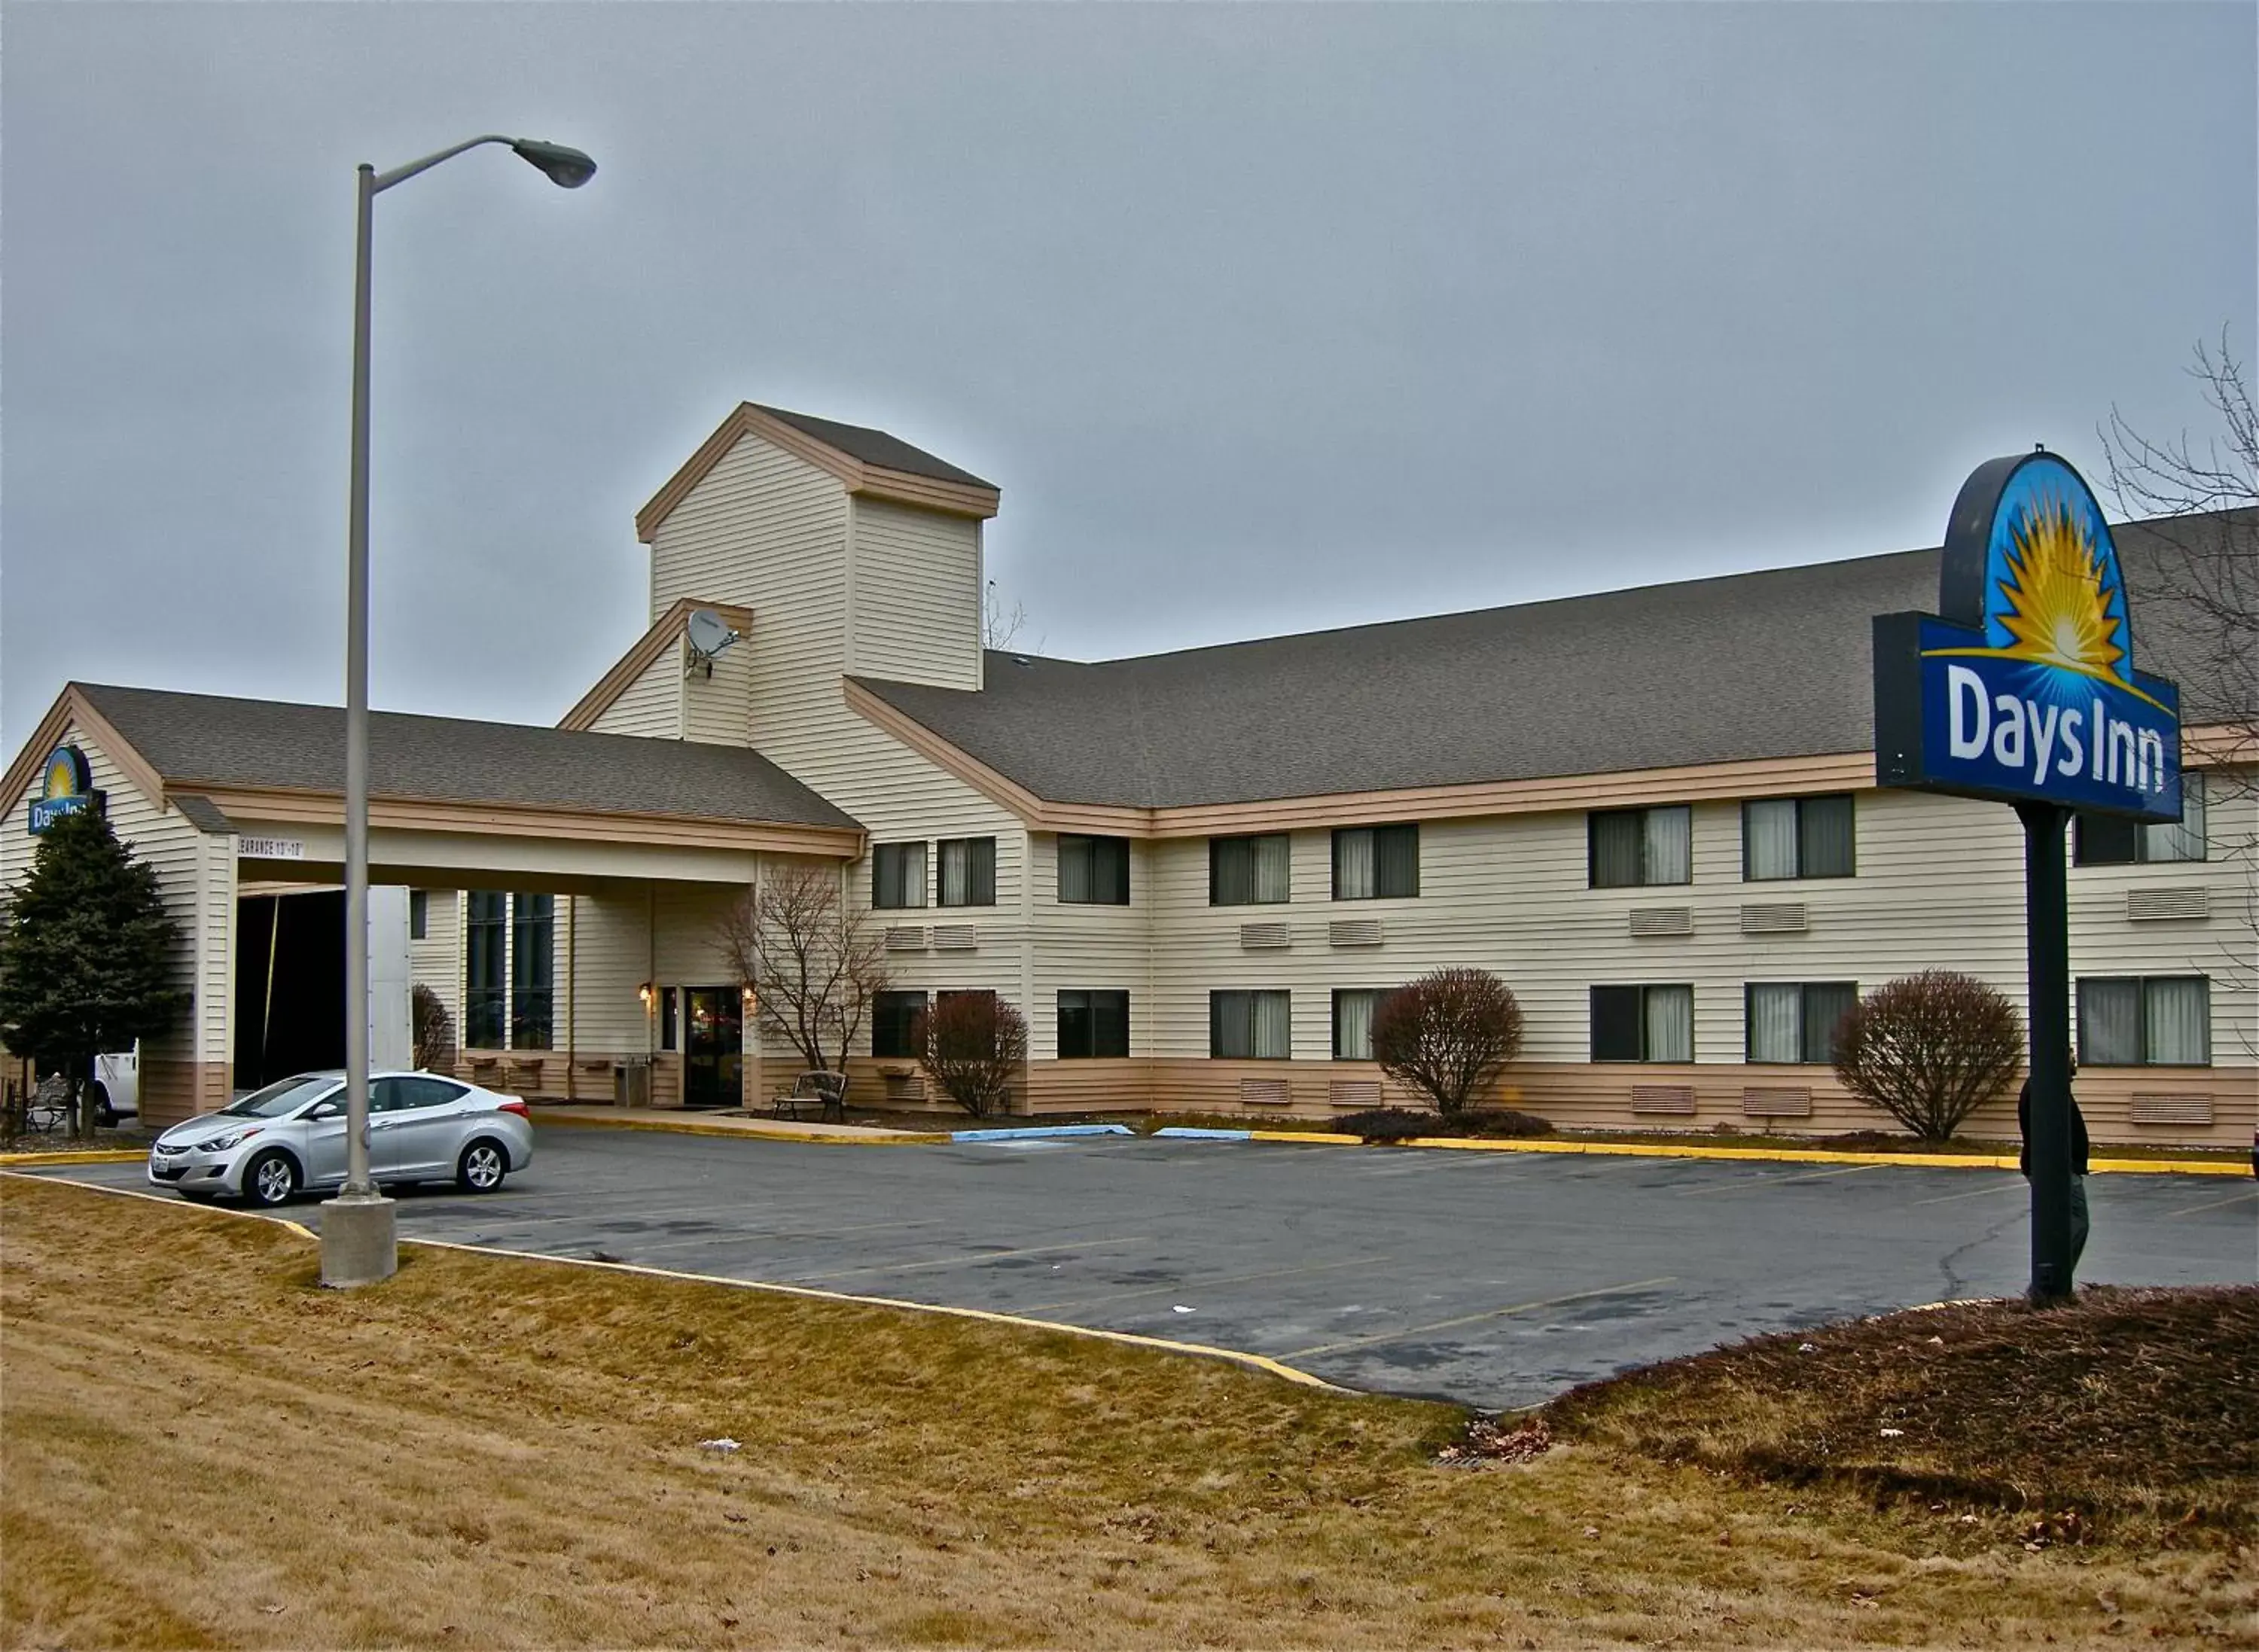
[1369,968,1526,1116]
[412,984,456,1074]
[714,866,889,1075]
[1831,971,2023,1142]
[913,993,1028,1118]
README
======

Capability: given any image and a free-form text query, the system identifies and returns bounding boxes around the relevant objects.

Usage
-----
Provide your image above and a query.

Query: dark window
[1332,824,1418,900]
[1210,990,1291,1059]
[1332,989,1383,1060]
[1210,834,1291,905]
[1745,982,1858,1064]
[511,894,553,1050]
[2078,977,2210,1066]
[408,889,428,940]
[387,1076,468,1111]
[2075,775,2207,865]
[872,990,928,1059]
[1589,806,1692,888]
[936,837,996,907]
[465,892,507,1047]
[1742,795,1856,880]
[1590,984,1694,1062]
[1057,990,1130,1059]
[660,986,678,1052]
[873,843,928,909]
[1058,835,1130,904]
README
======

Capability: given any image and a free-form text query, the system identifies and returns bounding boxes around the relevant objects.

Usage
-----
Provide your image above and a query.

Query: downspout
[565,894,576,1100]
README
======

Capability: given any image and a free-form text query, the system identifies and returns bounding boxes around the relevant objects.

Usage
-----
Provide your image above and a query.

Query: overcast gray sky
[4,2,2252,759]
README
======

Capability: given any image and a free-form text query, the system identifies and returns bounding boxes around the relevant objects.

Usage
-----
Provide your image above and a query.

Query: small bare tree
[1369,968,1526,1117]
[713,865,889,1075]
[411,984,456,1074]
[1831,971,2023,1142]
[913,992,1027,1117]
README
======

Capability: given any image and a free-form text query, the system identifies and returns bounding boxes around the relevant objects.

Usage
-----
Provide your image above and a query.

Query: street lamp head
[511,139,597,188]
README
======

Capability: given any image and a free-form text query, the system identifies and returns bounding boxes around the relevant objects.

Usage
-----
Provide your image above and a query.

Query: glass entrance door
[683,987,743,1109]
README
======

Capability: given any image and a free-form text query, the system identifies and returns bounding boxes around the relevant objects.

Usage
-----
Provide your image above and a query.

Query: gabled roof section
[636,402,999,543]
[559,597,754,732]
[57,684,861,836]
[849,513,2241,812]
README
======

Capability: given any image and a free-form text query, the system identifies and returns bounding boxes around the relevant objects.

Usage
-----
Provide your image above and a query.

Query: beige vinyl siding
[407,888,462,1033]
[682,630,752,745]
[1025,833,1155,1063]
[0,725,227,1122]
[589,642,684,739]
[846,498,983,690]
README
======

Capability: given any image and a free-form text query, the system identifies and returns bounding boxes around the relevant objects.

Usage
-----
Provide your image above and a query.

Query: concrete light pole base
[319,1193,398,1288]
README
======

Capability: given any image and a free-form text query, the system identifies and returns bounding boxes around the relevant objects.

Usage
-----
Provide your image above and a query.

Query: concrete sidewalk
[529,1105,945,1144]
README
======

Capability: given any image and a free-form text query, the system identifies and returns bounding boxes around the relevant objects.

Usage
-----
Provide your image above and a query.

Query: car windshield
[221,1075,339,1118]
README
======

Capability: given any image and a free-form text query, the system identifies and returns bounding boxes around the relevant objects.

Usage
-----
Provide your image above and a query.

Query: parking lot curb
[532,1111,949,1145]
[0,1148,148,1167]
[952,1123,1136,1142]
[1233,1130,2241,1175]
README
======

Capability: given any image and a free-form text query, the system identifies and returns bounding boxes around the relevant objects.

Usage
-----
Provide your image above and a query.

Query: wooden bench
[773,1071,848,1123]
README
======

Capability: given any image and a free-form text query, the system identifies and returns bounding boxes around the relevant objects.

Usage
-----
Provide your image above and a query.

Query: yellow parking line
[785,1234,1154,1283]
[2163,1187,2259,1219]
[0,1149,148,1167]
[1285,1276,1677,1359]
[1022,1254,1392,1315]
[1674,1163,1889,1197]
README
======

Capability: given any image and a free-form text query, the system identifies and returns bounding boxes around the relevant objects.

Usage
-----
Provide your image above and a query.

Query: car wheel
[456,1138,508,1193]
[243,1149,300,1208]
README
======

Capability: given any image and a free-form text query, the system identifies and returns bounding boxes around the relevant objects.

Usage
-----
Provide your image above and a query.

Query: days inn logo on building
[26,744,105,834]
[1873,451,2182,820]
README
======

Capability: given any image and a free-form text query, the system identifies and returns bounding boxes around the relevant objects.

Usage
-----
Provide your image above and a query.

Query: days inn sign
[1873,450,2181,820]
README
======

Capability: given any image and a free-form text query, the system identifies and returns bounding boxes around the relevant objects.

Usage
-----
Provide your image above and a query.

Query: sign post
[1873,450,2182,1304]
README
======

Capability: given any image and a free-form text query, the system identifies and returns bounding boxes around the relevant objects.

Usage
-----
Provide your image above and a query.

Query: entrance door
[683,987,743,1109]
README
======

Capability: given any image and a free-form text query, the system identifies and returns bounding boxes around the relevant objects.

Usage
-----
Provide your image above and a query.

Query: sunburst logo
[41,748,86,803]
[1991,491,2127,678]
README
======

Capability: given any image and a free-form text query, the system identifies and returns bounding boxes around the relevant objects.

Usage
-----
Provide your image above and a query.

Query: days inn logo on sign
[26,744,106,834]
[1873,452,2182,821]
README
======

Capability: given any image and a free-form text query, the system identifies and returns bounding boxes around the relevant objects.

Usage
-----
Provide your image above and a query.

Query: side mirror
[306,1101,344,1121]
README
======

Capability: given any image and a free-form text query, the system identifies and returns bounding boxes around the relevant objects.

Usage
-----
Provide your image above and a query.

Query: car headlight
[200,1128,262,1154]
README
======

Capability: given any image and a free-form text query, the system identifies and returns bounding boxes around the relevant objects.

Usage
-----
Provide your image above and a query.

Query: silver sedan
[148,1070,535,1207]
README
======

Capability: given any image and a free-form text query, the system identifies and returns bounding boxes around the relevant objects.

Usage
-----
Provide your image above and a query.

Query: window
[1332,989,1383,1061]
[1210,834,1291,906]
[872,990,928,1059]
[2075,775,2207,865]
[937,837,997,907]
[378,1076,468,1112]
[2078,977,2211,1066]
[465,892,507,1048]
[1057,990,1130,1059]
[1742,795,1856,880]
[873,843,928,909]
[409,889,428,940]
[1745,982,1858,1064]
[1057,834,1130,904]
[1590,984,1694,1062]
[1332,824,1419,900]
[1210,990,1291,1059]
[511,894,553,1050]
[1589,806,1692,888]
[660,986,678,1052]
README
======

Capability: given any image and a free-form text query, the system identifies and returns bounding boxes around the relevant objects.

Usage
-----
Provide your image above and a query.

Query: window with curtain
[1332,989,1382,1060]
[1745,981,1858,1063]
[1057,835,1131,904]
[872,843,928,909]
[1210,834,1291,905]
[871,990,927,1059]
[937,837,996,907]
[1588,806,1692,888]
[1332,824,1418,900]
[1211,990,1291,1059]
[1590,984,1694,1062]
[1742,795,1855,879]
[2075,775,2208,864]
[465,892,507,1048]
[511,894,553,1050]
[1057,990,1130,1059]
[2078,977,2210,1065]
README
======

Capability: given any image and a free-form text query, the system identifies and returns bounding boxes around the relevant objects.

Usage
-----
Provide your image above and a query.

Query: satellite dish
[684,608,740,676]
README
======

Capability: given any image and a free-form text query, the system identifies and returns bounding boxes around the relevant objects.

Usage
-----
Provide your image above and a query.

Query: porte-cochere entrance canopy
[2,683,865,1125]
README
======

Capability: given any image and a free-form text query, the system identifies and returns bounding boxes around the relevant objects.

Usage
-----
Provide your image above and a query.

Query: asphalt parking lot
[28,1128,2257,1410]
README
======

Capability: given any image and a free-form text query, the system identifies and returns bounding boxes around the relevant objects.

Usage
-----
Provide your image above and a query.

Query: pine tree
[0,807,185,1137]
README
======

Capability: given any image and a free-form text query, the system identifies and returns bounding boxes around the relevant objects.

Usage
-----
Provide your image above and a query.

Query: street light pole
[320,135,596,1290]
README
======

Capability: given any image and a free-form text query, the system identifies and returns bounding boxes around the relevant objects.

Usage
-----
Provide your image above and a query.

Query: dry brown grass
[3,1176,2251,1650]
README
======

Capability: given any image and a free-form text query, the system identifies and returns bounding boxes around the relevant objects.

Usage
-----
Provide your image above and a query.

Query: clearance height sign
[1870,450,2184,1306]
[1873,451,2181,818]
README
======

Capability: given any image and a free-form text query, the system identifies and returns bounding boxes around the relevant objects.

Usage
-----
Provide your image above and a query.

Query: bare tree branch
[713,865,889,1075]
